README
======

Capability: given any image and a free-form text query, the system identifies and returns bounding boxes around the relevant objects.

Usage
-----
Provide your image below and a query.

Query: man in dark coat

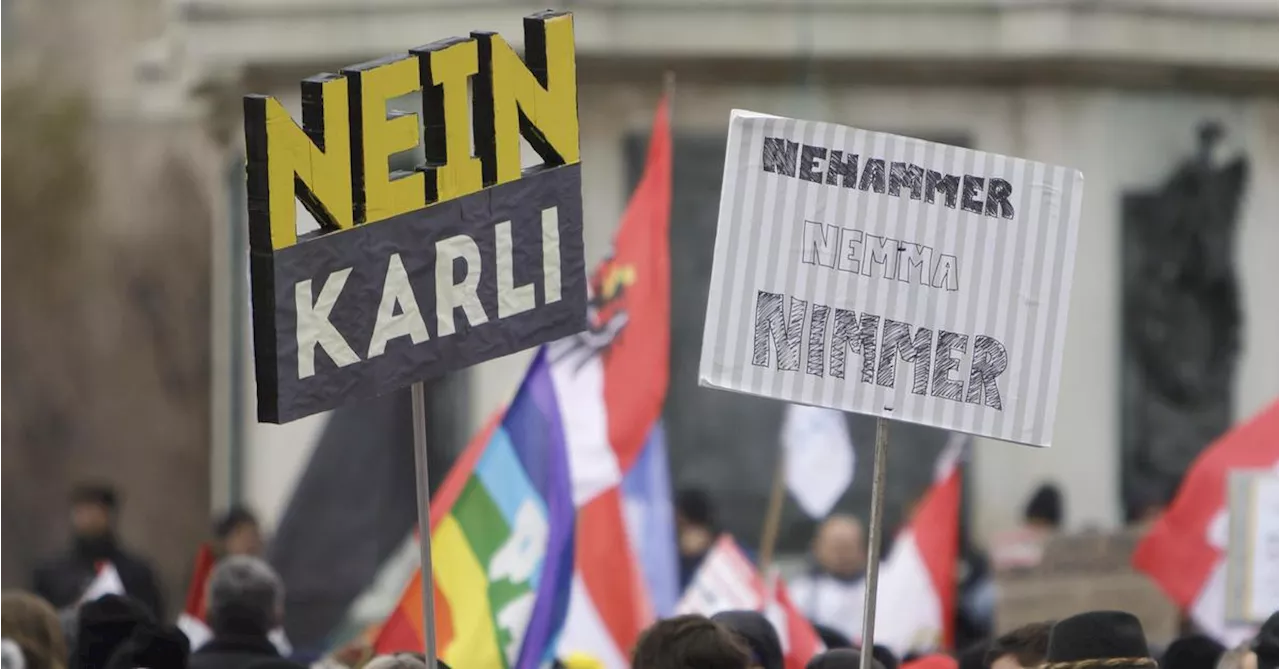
[32,483,165,619]
[190,556,305,669]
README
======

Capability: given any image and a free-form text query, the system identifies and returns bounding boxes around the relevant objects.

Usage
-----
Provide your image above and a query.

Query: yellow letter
[473,11,579,186]
[343,55,426,224]
[244,74,353,251]
[411,37,483,205]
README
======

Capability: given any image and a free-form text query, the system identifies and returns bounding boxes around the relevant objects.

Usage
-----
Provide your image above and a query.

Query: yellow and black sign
[245,11,587,424]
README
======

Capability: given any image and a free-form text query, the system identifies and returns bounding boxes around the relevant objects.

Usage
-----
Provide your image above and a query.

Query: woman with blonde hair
[0,591,67,669]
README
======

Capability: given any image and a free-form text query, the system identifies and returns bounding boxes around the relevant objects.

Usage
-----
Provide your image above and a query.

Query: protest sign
[699,110,1083,447]
[244,11,587,423]
[1226,469,1279,624]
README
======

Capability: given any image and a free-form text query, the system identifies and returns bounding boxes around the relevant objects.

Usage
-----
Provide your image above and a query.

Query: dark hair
[214,506,260,540]
[872,645,901,669]
[70,483,119,512]
[986,622,1053,667]
[1024,484,1063,527]
[632,614,751,669]
[675,489,715,529]
[958,639,992,669]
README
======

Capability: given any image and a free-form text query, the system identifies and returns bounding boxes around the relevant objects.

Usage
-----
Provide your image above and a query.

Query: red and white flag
[676,535,823,669]
[552,90,673,667]
[176,544,217,650]
[1134,400,1279,645]
[79,561,125,604]
[871,436,964,656]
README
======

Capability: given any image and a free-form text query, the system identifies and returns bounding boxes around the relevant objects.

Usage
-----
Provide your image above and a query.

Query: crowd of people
[0,480,1269,669]
[630,609,1279,669]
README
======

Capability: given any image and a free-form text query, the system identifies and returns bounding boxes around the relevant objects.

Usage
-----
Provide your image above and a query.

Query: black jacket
[33,539,165,619]
[190,634,306,669]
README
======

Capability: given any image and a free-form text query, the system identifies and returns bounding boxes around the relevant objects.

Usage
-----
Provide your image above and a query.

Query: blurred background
[2,0,1276,654]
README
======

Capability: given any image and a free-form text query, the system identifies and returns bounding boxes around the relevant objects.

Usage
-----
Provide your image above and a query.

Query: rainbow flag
[375,350,575,668]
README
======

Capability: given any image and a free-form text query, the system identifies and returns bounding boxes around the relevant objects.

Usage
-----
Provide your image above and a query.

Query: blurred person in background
[632,614,751,669]
[1,591,67,669]
[190,556,303,669]
[675,489,718,591]
[1218,644,1258,669]
[984,622,1051,669]
[990,483,1063,571]
[789,515,866,645]
[1162,635,1226,669]
[214,508,264,559]
[32,484,164,619]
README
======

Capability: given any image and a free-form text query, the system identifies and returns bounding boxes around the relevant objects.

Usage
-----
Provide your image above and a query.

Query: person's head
[873,645,901,669]
[1024,484,1063,530]
[902,655,958,669]
[1254,612,1278,669]
[1217,644,1257,669]
[1045,611,1153,669]
[806,649,886,669]
[1162,635,1226,669]
[675,490,716,557]
[985,621,1052,669]
[1,591,67,669]
[812,515,865,578]
[810,623,851,650]
[205,556,284,638]
[957,640,990,669]
[72,595,154,669]
[632,614,751,669]
[710,611,783,669]
[69,484,118,541]
[214,507,263,557]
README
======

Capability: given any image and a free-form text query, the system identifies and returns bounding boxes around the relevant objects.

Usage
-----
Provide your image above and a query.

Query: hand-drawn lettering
[800,144,828,184]
[877,320,932,395]
[830,308,879,383]
[888,162,925,200]
[965,334,1009,410]
[825,150,859,188]
[931,331,968,402]
[763,138,798,177]
[807,305,830,376]
[858,158,886,194]
[752,290,806,371]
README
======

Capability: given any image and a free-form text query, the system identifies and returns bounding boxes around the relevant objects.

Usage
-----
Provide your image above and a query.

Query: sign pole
[411,381,439,669]
[859,417,890,669]
[758,446,788,571]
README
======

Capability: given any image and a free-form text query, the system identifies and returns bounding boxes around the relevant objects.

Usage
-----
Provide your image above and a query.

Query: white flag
[79,562,125,604]
[782,404,854,518]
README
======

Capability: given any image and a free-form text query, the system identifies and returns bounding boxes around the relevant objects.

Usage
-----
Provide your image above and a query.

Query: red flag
[176,544,216,648]
[555,90,673,665]
[595,91,672,472]
[872,437,963,655]
[1133,401,1278,625]
[183,544,217,618]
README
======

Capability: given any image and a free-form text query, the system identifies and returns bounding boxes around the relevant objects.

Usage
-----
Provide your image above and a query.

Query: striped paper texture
[699,110,1083,448]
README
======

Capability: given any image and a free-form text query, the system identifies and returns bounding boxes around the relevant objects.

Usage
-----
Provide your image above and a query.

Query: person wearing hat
[1044,611,1155,669]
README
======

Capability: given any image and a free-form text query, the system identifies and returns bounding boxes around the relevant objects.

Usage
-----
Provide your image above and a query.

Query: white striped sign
[699,110,1083,448]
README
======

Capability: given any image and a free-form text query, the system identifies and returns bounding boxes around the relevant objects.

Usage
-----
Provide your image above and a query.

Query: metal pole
[859,417,891,669]
[412,382,439,669]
